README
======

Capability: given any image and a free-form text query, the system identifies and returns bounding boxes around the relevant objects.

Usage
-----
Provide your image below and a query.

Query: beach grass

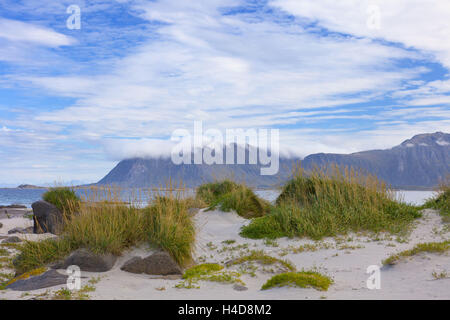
[382,240,450,265]
[261,270,333,291]
[196,180,271,218]
[42,187,81,218]
[13,187,196,274]
[241,165,421,240]
[422,178,450,218]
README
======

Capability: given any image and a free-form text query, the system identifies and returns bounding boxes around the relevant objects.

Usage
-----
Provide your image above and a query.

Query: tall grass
[423,176,450,217]
[196,180,271,218]
[43,187,81,218]
[14,186,196,274]
[241,165,421,240]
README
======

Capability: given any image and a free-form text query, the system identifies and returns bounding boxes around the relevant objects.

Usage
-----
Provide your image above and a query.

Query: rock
[6,270,68,291]
[0,222,3,229]
[52,248,117,272]
[233,284,248,291]
[8,226,34,234]
[32,200,64,234]
[2,236,22,243]
[121,251,182,276]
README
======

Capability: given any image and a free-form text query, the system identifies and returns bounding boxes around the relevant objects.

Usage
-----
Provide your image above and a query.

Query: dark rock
[121,251,182,275]
[8,226,34,234]
[6,270,68,291]
[2,236,22,243]
[0,222,3,229]
[32,201,64,234]
[233,284,248,291]
[52,248,117,272]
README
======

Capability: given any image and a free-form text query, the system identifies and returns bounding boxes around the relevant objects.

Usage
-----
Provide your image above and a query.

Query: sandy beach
[1,207,448,300]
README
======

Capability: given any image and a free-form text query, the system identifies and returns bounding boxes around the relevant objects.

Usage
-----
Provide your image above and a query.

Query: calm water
[0,188,437,208]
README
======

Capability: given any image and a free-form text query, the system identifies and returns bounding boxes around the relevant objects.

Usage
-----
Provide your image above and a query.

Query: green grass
[177,263,242,289]
[241,166,421,240]
[13,191,196,274]
[196,180,271,218]
[43,187,81,218]
[383,240,450,265]
[227,250,295,272]
[261,271,333,291]
[422,181,450,218]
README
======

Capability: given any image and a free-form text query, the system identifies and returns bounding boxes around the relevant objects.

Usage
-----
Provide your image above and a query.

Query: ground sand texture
[1,208,449,300]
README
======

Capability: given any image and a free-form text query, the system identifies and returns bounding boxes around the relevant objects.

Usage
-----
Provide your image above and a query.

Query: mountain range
[97,132,449,189]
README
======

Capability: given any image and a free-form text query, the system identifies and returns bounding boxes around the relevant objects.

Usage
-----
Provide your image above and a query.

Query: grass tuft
[196,180,271,218]
[422,178,450,218]
[261,271,333,291]
[43,187,81,218]
[382,240,450,265]
[241,166,421,240]
[227,250,295,272]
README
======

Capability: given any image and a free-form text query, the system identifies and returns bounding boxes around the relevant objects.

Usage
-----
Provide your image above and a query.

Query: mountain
[97,132,449,189]
[98,144,297,188]
[302,132,450,188]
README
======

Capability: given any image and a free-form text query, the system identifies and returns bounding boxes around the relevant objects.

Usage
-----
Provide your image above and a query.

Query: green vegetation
[423,179,450,218]
[13,191,195,274]
[177,263,243,289]
[143,196,196,267]
[227,250,295,272]
[241,166,421,240]
[196,180,271,218]
[43,187,81,218]
[383,240,450,265]
[261,271,333,291]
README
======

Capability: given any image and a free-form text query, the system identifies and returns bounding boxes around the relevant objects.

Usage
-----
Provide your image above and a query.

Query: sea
[0,188,438,208]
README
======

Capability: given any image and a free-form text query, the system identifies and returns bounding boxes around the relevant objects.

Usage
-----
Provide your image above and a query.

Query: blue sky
[0,0,449,186]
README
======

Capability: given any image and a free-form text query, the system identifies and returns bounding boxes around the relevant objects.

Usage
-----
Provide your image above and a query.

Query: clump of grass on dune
[13,188,196,274]
[43,187,81,218]
[423,178,450,219]
[261,270,333,291]
[143,195,195,267]
[196,180,271,218]
[382,240,450,266]
[241,165,421,240]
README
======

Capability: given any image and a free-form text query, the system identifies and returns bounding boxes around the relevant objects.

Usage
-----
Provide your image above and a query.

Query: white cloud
[0,18,75,47]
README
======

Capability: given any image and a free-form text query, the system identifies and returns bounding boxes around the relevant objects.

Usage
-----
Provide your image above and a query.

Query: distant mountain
[97,132,449,189]
[302,132,450,188]
[98,144,296,188]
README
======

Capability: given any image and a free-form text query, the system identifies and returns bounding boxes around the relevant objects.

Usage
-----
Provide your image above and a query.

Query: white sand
[1,209,449,300]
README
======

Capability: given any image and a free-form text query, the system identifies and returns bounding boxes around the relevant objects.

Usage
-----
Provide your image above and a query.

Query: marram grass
[422,178,450,218]
[382,240,450,265]
[241,166,421,240]
[261,271,333,291]
[196,180,271,218]
[13,187,196,274]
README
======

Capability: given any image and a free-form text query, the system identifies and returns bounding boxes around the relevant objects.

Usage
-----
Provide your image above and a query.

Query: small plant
[432,270,448,280]
[261,270,333,291]
[177,263,243,289]
[383,240,450,265]
[227,250,295,272]
[222,239,236,245]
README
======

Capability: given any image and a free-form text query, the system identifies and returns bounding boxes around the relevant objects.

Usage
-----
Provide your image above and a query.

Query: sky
[0,0,449,186]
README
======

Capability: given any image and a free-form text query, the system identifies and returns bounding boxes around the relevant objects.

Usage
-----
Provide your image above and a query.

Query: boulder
[0,222,3,229]
[121,251,182,275]
[2,236,22,243]
[32,201,64,234]
[6,270,68,291]
[52,248,117,272]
